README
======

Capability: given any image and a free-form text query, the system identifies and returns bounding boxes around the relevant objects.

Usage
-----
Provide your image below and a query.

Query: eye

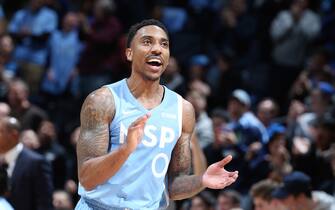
[161,41,169,48]
[143,39,151,45]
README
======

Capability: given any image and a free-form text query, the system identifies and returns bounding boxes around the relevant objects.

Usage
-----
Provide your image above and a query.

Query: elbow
[168,192,181,201]
[169,191,189,201]
[78,169,96,191]
[78,177,95,191]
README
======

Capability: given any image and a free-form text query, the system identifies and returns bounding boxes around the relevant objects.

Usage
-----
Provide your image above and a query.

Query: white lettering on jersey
[151,153,169,178]
[118,123,175,178]
[119,122,128,144]
[142,125,158,147]
[159,126,175,148]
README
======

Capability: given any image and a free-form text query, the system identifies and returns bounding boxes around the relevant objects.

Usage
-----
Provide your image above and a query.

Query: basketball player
[75,19,238,210]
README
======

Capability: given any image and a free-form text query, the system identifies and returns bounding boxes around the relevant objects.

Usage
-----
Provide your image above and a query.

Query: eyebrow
[140,35,169,42]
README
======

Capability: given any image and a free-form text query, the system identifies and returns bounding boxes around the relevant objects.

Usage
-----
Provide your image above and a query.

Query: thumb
[216,155,232,168]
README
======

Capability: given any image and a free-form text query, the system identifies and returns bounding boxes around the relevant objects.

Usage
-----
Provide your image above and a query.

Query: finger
[217,155,232,168]
[130,113,150,127]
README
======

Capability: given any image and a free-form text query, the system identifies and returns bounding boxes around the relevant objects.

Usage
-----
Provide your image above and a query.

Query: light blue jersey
[78,79,183,210]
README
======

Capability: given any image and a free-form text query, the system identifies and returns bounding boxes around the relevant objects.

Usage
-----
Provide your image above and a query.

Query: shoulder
[83,86,115,106]
[181,98,195,133]
[80,87,115,122]
[18,148,48,170]
[181,98,194,117]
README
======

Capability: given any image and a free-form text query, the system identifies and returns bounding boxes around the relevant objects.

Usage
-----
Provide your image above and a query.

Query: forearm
[79,145,131,191]
[191,135,207,175]
[168,174,205,200]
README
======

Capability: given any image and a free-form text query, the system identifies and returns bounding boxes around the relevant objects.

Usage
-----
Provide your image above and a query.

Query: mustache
[145,54,163,61]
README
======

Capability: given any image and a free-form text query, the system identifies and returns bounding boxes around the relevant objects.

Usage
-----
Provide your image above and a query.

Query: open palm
[202,155,238,189]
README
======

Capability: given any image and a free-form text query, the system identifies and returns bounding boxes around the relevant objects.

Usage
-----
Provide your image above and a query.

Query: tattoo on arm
[77,87,115,171]
[168,99,204,200]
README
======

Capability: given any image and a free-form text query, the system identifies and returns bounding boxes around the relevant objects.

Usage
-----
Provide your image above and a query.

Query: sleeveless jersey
[78,79,183,209]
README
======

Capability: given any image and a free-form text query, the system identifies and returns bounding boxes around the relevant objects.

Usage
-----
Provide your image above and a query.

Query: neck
[127,75,161,99]
[127,75,163,110]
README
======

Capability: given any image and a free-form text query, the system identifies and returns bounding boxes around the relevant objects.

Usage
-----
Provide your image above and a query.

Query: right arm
[77,87,149,191]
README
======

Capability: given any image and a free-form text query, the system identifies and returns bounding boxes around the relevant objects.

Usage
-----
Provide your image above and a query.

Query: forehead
[134,25,168,41]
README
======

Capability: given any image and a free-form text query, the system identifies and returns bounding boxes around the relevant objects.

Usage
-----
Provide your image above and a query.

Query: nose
[150,41,162,55]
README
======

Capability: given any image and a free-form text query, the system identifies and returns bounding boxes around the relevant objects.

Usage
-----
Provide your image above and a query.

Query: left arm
[167,99,238,200]
[167,99,203,200]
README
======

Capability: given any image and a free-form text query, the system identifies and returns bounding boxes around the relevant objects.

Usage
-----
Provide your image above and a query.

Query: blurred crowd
[0,0,334,210]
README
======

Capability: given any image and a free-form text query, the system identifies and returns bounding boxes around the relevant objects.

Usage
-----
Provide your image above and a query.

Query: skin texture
[77,24,238,199]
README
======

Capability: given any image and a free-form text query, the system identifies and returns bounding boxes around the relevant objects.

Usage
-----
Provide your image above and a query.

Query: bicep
[168,133,192,177]
[168,99,195,177]
[76,88,115,167]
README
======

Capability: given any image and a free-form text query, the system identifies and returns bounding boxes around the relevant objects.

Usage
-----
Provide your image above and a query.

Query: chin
[143,73,162,82]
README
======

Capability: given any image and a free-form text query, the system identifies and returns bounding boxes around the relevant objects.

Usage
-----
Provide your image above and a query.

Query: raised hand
[124,113,151,153]
[202,155,238,189]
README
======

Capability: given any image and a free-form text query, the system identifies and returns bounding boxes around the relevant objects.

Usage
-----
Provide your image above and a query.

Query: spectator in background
[293,82,334,142]
[188,54,212,98]
[19,129,40,150]
[188,191,216,210]
[41,11,82,98]
[256,98,280,130]
[40,11,82,131]
[265,125,292,181]
[64,126,80,204]
[227,89,268,146]
[204,108,234,166]
[272,171,335,210]
[215,0,257,72]
[53,190,74,210]
[188,54,210,82]
[8,0,58,95]
[186,90,214,149]
[161,56,186,96]
[0,102,10,118]
[36,120,67,189]
[0,163,14,210]
[299,113,335,192]
[247,124,292,188]
[0,35,16,101]
[216,189,242,210]
[226,89,268,193]
[0,34,17,78]
[270,0,321,111]
[290,48,333,100]
[250,179,280,210]
[206,50,241,108]
[7,78,48,131]
[77,0,123,99]
[0,116,53,210]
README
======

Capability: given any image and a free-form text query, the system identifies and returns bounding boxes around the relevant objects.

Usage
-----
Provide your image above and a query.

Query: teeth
[148,59,161,64]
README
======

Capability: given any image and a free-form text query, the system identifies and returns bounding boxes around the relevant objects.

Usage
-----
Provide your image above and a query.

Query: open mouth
[147,61,162,66]
[146,58,162,67]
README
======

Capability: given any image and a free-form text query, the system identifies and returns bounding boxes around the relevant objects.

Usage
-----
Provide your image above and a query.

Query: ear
[125,48,133,62]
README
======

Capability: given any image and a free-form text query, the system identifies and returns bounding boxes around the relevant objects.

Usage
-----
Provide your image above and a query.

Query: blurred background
[0,0,334,209]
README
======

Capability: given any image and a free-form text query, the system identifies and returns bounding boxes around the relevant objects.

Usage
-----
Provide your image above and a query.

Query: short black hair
[126,19,169,48]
